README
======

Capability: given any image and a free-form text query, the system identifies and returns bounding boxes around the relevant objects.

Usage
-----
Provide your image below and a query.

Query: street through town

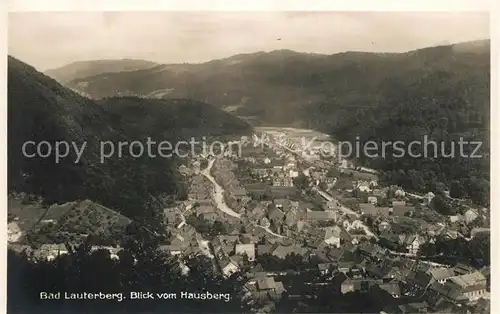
[201,157,286,238]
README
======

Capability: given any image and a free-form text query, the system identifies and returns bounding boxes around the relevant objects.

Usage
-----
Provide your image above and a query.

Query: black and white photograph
[6,8,492,314]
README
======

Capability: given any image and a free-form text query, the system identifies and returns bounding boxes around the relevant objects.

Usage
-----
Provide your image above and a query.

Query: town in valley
[9,127,490,313]
[7,10,491,314]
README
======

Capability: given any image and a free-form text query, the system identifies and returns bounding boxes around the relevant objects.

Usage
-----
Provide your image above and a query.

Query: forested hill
[99,97,252,141]
[44,59,158,84]
[8,56,251,222]
[56,40,491,205]
[61,40,489,127]
[331,42,490,206]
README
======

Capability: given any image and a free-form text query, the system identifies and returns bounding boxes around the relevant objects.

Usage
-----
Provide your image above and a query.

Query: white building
[221,258,240,277]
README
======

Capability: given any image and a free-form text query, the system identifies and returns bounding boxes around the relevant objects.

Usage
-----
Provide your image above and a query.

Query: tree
[470,232,490,267]
[293,173,308,190]
[211,220,227,236]
[430,195,456,215]
[8,236,251,313]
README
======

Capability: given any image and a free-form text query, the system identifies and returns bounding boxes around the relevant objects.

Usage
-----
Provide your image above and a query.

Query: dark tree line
[331,64,490,207]
[8,225,250,314]
[418,232,490,268]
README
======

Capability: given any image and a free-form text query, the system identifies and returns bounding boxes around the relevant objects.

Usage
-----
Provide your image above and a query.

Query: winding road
[201,158,285,238]
[201,158,241,218]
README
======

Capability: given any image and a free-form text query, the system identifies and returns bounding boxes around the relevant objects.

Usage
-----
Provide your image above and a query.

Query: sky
[8,11,490,71]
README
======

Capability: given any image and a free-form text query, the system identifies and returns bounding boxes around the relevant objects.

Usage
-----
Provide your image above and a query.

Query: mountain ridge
[44,58,159,83]
[59,39,489,128]
[8,56,251,222]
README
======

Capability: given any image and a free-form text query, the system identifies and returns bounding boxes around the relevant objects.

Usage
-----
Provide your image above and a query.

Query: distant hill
[100,97,252,140]
[8,56,250,223]
[44,59,158,84]
[331,41,490,206]
[64,40,490,128]
[59,40,490,205]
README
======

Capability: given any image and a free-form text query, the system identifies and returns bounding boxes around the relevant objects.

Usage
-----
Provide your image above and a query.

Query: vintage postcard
[6,4,492,314]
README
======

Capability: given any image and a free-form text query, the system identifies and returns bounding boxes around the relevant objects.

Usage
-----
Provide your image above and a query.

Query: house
[90,246,122,260]
[325,201,338,210]
[296,219,307,233]
[37,244,68,261]
[399,234,424,255]
[427,223,446,237]
[163,207,184,227]
[239,233,260,244]
[200,212,218,223]
[347,219,364,231]
[306,210,337,221]
[427,267,455,284]
[392,205,414,217]
[367,262,401,281]
[284,211,298,227]
[192,161,201,174]
[220,257,240,277]
[359,203,377,216]
[273,177,294,187]
[248,204,266,221]
[464,208,480,223]
[367,196,378,205]
[339,276,381,295]
[470,228,490,238]
[338,261,356,274]
[318,263,335,275]
[256,276,286,300]
[340,277,361,294]
[260,217,271,228]
[357,181,372,192]
[235,243,256,261]
[268,207,286,224]
[159,241,189,256]
[392,200,406,207]
[441,229,463,240]
[257,244,276,256]
[233,188,248,198]
[289,169,300,179]
[273,199,291,211]
[358,243,387,262]
[446,271,487,302]
[397,302,428,313]
[323,226,343,247]
[378,221,391,232]
[8,244,32,255]
[211,235,238,258]
[325,247,343,261]
[453,263,476,276]
[406,270,434,289]
[424,192,436,205]
[428,281,468,304]
[448,214,463,223]
[270,159,285,170]
[394,189,406,198]
[378,281,401,298]
[372,189,387,199]
[272,245,308,259]
[480,266,490,287]
[7,222,22,242]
